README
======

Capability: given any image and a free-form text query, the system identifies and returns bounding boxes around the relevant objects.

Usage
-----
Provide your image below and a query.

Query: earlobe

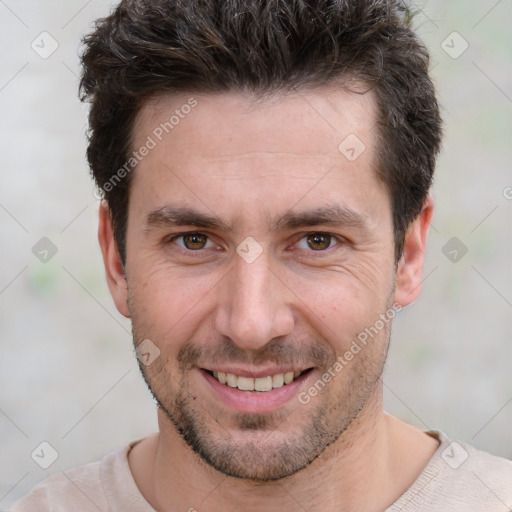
[97,204,131,318]
[394,196,434,308]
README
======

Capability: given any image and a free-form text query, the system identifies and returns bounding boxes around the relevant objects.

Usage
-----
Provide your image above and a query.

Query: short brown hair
[80,0,442,264]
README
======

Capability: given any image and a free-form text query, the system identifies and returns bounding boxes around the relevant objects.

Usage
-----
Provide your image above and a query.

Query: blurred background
[0,0,511,507]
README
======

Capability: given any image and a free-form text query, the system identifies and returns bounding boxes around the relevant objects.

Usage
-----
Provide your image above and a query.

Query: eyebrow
[145,206,230,232]
[144,203,367,233]
[270,205,367,232]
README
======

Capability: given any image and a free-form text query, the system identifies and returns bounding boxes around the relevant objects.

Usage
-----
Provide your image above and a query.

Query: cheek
[287,267,393,348]
[315,292,377,343]
[127,262,218,340]
[342,256,394,297]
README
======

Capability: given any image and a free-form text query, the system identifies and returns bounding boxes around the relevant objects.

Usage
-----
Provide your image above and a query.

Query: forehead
[134,86,376,162]
[128,87,386,224]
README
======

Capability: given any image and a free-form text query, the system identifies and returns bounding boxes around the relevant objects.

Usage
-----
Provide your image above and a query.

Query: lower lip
[200,369,312,413]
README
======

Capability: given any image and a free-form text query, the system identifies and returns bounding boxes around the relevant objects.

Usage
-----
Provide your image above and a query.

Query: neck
[129,385,438,512]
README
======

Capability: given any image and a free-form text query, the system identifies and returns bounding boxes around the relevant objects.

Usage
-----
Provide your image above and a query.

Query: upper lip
[201,366,312,379]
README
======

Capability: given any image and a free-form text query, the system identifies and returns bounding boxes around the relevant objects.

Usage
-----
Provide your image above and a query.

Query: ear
[98,203,131,318]
[394,195,434,307]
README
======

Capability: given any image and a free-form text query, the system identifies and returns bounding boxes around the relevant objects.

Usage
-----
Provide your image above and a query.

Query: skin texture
[98,87,438,511]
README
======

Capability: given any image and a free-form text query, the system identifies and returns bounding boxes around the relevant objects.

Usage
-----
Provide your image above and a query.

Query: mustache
[177,338,334,371]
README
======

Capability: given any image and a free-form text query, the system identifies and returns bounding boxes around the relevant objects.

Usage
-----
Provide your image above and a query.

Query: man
[11,0,512,510]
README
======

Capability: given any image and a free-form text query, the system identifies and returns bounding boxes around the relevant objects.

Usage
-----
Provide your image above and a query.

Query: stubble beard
[130,298,392,482]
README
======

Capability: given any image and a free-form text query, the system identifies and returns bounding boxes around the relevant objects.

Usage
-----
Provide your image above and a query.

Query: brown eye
[182,233,208,250]
[306,233,332,250]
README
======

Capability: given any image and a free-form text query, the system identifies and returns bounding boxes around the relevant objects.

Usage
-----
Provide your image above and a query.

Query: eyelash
[294,232,341,252]
[168,232,216,252]
[165,231,343,255]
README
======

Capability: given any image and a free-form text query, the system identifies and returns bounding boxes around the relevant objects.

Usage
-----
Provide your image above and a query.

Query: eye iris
[307,233,331,250]
[184,233,207,250]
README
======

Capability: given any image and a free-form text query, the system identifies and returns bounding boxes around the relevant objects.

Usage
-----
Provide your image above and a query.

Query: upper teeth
[213,370,303,392]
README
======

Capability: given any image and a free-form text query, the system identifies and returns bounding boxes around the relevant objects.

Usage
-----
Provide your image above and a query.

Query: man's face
[111,88,404,480]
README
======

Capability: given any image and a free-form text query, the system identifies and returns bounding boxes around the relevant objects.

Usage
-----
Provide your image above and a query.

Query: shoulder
[9,442,136,512]
[9,460,105,512]
[389,431,512,512]
[450,436,512,504]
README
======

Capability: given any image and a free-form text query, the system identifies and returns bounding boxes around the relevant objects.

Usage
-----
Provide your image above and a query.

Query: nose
[214,252,295,351]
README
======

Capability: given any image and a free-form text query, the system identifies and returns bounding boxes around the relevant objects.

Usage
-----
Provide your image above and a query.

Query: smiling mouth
[204,369,313,392]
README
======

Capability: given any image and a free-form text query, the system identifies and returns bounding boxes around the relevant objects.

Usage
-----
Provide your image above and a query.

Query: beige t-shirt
[9,431,512,511]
